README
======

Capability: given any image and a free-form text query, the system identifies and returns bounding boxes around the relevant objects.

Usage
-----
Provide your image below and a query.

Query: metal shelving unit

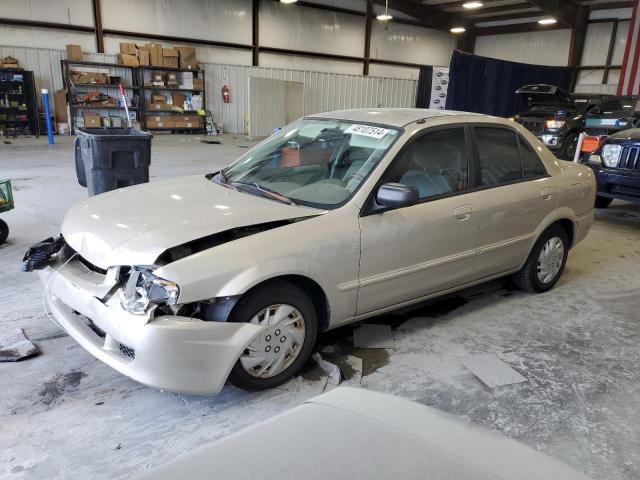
[0,70,39,137]
[61,60,140,132]
[138,65,206,134]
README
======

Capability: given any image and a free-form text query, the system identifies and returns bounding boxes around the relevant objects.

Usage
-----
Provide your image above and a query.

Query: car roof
[307,108,482,128]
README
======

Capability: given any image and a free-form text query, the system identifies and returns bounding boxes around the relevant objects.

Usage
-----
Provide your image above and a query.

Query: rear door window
[518,136,548,179]
[476,127,522,186]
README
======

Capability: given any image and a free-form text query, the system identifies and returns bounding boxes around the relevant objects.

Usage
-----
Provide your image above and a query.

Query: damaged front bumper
[38,253,263,395]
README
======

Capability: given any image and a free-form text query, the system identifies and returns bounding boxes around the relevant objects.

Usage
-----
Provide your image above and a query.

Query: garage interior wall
[0,44,417,134]
[0,0,455,81]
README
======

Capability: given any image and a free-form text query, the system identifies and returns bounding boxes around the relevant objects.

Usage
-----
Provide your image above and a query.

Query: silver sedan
[26,109,596,394]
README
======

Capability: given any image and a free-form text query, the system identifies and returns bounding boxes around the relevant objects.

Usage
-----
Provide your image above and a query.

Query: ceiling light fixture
[462,1,483,9]
[538,17,557,25]
[450,27,466,33]
[280,0,298,3]
[376,0,393,21]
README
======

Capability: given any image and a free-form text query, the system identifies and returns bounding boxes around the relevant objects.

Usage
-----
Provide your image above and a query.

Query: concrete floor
[1,134,639,480]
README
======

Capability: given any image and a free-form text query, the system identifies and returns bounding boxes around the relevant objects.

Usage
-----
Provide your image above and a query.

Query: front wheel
[595,196,613,209]
[227,281,318,391]
[514,225,569,293]
[0,218,8,244]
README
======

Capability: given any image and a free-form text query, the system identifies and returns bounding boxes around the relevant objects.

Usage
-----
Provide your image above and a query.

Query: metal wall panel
[581,22,614,66]
[612,21,630,66]
[0,0,94,26]
[101,0,253,45]
[259,53,362,75]
[0,26,96,52]
[370,22,455,67]
[474,30,572,66]
[260,0,365,57]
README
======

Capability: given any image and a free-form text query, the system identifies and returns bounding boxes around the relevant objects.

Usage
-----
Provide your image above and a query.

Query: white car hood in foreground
[133,387,589,480]
[62,175,322,269]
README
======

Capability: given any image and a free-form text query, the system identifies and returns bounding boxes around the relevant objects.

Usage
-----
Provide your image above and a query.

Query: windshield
[220,118,401,208]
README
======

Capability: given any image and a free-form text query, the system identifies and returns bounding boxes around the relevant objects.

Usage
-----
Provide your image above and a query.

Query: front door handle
[453,204,473,220]
[540,188,554,200]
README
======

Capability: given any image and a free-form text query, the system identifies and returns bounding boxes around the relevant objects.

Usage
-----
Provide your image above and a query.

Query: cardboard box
[152,72,164,83]
[66,44,83,61]
[2,56,19,68]
[172,92,185,108]
[147,43,163,67]
[193,78,203,91]
[53,90,68,123]
[146,117,175,129]
[175,120,201,129]
[138,48,150,66]
[151,93,166,103]
[109,116,123,128]
[71,71,108,85]
[146,102,173,111]
[162,48,179,68]
[83,113,101,128]
[117,54,140,67]
[166,72,179,87]
[176,114,201,123]
[119,43,137,55]
[177,47,196,69]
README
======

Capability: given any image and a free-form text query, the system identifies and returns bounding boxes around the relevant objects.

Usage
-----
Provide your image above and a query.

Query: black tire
[595,196,613,209]
[513,224,569,293]
[0,218,8,244]
[560,132,579,160]
[227,281,318,391]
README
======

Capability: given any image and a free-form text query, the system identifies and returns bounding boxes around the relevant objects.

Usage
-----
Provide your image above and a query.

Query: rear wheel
[595,196,613,209]
[514,225,569,293]
[227,281,318,391]
[0,218,8,244]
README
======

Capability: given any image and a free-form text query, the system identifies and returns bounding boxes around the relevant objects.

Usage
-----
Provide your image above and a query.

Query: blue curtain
[415,66,433,108]
[445,50,572,117]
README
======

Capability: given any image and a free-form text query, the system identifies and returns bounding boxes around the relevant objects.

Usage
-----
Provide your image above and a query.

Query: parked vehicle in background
[25,109,595,395]
[585,95,640,135]
[582,128,640,208]
[512,84,599,160]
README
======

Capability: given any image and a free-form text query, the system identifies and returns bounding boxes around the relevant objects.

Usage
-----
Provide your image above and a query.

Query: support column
[252,0,259,67]
[92,0,104,53]
[363,2,373,76]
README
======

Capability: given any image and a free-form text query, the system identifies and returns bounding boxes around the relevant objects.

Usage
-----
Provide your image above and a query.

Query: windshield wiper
[231,182,296,205]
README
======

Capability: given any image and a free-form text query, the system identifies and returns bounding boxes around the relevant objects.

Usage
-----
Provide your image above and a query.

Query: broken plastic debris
[353,324,395,349]
[0,328,40,362]
[462,353,527,389]
[311,353,340,386]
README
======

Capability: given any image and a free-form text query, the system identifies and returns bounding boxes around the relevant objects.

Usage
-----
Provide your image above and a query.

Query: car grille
[616,146,640,170]
[518,118,545,136]
[119,344,136,359]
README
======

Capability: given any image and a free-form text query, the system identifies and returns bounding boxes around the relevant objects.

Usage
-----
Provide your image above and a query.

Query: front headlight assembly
[545,120,566,130]
[120,266,180,315]
[601,144,622,168]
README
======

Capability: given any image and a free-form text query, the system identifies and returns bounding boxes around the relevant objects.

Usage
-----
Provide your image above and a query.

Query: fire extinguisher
[222,85,231,104]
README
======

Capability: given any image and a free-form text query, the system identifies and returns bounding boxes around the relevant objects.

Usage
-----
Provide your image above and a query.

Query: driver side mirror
[376,183,419,208]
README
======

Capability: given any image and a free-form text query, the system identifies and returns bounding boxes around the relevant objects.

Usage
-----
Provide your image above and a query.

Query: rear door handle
[453,204,474,220]
[540,188,554,200]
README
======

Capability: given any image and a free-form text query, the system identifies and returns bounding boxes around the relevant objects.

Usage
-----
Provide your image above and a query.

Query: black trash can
[75,127,152,196]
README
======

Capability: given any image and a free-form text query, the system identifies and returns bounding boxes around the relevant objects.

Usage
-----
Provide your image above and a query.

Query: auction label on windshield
[345,124,389,139]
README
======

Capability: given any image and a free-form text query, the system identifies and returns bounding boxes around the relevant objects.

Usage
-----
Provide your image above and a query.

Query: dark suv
[582,128,640,208]
[512,84,605,160]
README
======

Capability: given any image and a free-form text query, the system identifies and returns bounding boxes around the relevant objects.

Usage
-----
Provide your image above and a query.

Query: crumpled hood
[62,175,322,269]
